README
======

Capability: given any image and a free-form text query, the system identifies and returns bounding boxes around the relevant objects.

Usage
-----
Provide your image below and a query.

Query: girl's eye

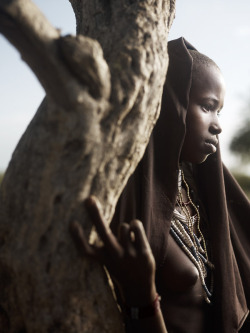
[201,104,213,112]
[202,104,221,117]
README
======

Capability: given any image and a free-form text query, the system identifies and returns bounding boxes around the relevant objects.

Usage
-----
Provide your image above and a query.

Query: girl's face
[180,64,225,164]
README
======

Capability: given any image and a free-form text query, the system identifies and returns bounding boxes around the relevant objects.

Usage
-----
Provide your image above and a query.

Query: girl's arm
[70,196,168,333]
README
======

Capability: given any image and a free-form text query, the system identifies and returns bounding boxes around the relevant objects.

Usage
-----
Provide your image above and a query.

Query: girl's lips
[204,140,217,154]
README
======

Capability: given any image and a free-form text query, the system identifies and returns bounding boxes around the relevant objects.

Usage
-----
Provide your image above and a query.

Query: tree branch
[69,0,176,217]
[0,0,111,109]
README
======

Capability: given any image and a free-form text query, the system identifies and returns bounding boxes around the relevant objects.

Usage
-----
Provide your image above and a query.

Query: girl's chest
[157,235,202,295]
[156,235,210,332]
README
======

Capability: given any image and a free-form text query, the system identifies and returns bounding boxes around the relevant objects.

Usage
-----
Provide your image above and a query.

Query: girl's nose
[210,116,222,135]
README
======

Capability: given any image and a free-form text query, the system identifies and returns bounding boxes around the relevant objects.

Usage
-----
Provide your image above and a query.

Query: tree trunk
[0,1,175,332]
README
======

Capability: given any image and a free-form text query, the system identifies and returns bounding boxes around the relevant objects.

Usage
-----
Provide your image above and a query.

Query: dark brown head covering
[111,37,250,332]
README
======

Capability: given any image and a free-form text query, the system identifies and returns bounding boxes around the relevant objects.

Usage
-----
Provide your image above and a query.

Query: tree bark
[0,0,175,332]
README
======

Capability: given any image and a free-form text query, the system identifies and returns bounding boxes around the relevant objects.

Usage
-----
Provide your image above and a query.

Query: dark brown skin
[157,188,208,333]
[181,64,225,164]
[70,63,226,333]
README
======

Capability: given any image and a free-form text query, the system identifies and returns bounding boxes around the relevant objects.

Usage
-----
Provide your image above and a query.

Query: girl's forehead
[190,65,225,104]
[191,64,225,90]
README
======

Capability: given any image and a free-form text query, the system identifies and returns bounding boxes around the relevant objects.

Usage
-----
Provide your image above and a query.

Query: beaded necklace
[170,169,214,304]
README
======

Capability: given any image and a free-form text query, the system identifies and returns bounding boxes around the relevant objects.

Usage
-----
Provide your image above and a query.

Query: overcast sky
[1,0,250,172]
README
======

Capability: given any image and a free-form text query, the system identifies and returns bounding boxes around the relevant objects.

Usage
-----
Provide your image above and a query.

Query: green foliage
[233,172,250,199]
[230,122,250,160]
[0,172,4,185]
[229,93,250,161]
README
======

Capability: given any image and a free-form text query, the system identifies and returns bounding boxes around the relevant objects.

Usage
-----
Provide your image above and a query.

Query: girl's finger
[69,220,96,258]
[69,221,116,266]
[85,196,123,257]
[119,223,131,250]
[130,219,151,252]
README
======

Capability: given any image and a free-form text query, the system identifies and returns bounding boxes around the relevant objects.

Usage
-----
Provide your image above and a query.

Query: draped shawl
[111,37,250,333]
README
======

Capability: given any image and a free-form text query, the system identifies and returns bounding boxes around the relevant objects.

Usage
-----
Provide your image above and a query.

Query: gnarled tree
[0,0,175,332]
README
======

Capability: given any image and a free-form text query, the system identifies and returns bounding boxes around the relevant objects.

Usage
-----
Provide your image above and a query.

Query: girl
[71,37,250,333]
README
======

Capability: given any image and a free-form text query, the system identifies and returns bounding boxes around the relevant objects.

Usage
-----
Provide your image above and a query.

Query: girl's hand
[69,196,157,306]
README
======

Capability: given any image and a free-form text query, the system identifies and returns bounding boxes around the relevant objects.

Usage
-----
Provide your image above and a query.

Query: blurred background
[1,0,250,195]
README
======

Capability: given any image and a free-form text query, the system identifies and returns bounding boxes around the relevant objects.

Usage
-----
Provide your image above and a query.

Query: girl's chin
[180,153,210,165]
